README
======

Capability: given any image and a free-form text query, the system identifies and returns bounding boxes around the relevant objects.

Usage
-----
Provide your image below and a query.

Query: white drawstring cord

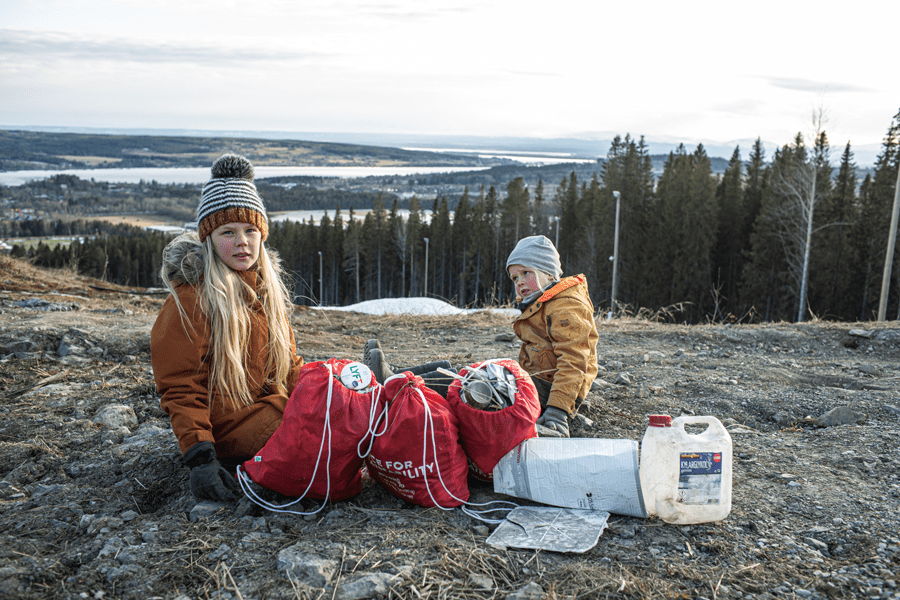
[357,385,388,459]
[410,384,520,524]
[237,362,358,516]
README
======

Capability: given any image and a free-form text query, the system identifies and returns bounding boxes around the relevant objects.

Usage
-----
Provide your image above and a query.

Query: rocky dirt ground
[0,253,899,600]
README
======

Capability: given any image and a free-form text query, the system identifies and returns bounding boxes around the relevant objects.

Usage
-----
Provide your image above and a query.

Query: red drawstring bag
[365,372,470,507]
[239,358,385,502]
[446,359,540,481]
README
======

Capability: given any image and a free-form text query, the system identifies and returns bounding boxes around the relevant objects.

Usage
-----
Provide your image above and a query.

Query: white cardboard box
[492,437,648,518]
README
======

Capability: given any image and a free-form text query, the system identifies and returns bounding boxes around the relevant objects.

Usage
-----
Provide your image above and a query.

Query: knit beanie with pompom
[196,154,268,242]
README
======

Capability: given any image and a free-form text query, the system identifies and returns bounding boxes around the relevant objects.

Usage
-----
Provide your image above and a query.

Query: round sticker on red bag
[340,362,373,391]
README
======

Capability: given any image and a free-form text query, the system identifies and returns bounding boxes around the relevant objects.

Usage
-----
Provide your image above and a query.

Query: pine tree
[406,197,423,296]
[599,135,656,312]
[532,178,548,237]
[851,174,879,319]
[743,139,767,234]
[502,177,530,243]
[810,142,857,318]
[343,208,362,304]
[852,108,900,319]
[653,144,718,320]
[389,199,408,297]
[452,187,473,306]
[430,196,452,299]
[712,146,745,315]
[468,187,492,305]
[571,174,606,298]
[555,172,580,271]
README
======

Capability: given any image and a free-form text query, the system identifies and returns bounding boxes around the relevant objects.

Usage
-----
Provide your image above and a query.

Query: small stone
[334,572,403,600]
[467,574,494,590]
[93,405,138,429]
[848,329,874,338]
[804,537,828,551]
[813,406,867,427]
[505,581,544,600]
[189,501,227,523]
[614,372,631,386]
[772,411,793,425]
[574,414,594,427]
[276,545,339,588]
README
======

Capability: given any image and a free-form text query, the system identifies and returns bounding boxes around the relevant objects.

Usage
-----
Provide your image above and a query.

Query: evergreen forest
[8,109,900,324]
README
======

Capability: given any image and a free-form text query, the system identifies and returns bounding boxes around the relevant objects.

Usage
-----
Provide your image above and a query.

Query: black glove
[537,406,570,437]
[183,441,240,502]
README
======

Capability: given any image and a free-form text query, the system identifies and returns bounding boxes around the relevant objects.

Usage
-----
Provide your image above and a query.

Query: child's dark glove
[183,441,240,502]
[537,406,570,438]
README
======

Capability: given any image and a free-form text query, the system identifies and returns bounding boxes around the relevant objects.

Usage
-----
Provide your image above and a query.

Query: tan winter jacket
[512,274,599,415]
[151,261,303,459]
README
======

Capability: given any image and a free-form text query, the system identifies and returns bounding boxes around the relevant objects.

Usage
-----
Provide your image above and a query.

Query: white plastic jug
[639,415,732,524]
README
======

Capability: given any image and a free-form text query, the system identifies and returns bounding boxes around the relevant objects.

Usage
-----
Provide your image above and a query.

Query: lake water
[0,165,488,187]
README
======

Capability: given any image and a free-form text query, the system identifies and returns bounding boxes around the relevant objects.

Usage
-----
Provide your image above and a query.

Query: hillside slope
[1,254,898,599]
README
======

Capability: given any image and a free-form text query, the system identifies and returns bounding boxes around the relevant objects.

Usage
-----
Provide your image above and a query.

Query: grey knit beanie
[506,235,562,280]
[197,154,268,242]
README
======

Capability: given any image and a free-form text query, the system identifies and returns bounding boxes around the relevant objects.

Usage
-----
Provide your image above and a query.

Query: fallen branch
[4,368,71,400]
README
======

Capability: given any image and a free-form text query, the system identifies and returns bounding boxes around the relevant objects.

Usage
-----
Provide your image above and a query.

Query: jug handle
[675,416,726,436]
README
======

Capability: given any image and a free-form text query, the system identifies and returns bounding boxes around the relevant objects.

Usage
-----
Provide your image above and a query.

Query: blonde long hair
[159,231,295,409]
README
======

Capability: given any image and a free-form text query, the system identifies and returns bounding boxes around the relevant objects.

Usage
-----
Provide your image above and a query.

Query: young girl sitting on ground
[365,235,598,437]
[151,154,304,502]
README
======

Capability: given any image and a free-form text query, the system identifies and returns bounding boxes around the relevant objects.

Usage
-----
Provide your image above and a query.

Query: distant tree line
[9,221,171,288]
[10,109,900,322]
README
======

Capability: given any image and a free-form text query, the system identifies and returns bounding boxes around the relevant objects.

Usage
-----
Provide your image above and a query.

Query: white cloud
[1,0,898,157]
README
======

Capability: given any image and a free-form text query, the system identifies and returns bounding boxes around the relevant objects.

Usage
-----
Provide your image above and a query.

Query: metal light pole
[554,216,560,248]
[609,191,621,319]
[423,237,429,297]
[317,251,323,306]
[877,163,900,321]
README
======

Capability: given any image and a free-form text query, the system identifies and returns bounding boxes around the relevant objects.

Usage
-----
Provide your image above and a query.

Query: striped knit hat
[197,154,268,242]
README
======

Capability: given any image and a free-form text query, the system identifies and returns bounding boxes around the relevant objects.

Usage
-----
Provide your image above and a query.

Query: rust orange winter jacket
[151,269,304,459]
[512,274,599,415]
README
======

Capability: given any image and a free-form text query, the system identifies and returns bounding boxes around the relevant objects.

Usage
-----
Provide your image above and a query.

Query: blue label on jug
[678,451,723,505]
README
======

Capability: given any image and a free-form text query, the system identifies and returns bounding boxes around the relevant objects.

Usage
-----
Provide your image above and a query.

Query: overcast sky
[2,0,898,163]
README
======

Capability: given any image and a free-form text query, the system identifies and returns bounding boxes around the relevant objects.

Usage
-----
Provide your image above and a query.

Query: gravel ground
[0,255,899,600]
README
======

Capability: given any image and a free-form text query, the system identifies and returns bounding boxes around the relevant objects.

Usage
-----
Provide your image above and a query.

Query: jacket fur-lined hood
[161,232,207,287]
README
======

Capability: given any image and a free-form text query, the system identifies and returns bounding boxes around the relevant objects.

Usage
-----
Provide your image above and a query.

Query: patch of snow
[314,297,519,318]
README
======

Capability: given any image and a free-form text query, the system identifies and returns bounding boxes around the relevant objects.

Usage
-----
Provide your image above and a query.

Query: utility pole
[877,163,900,321]
[609,191,621,318]
[423,237,429,297]
[318,251,323,306]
